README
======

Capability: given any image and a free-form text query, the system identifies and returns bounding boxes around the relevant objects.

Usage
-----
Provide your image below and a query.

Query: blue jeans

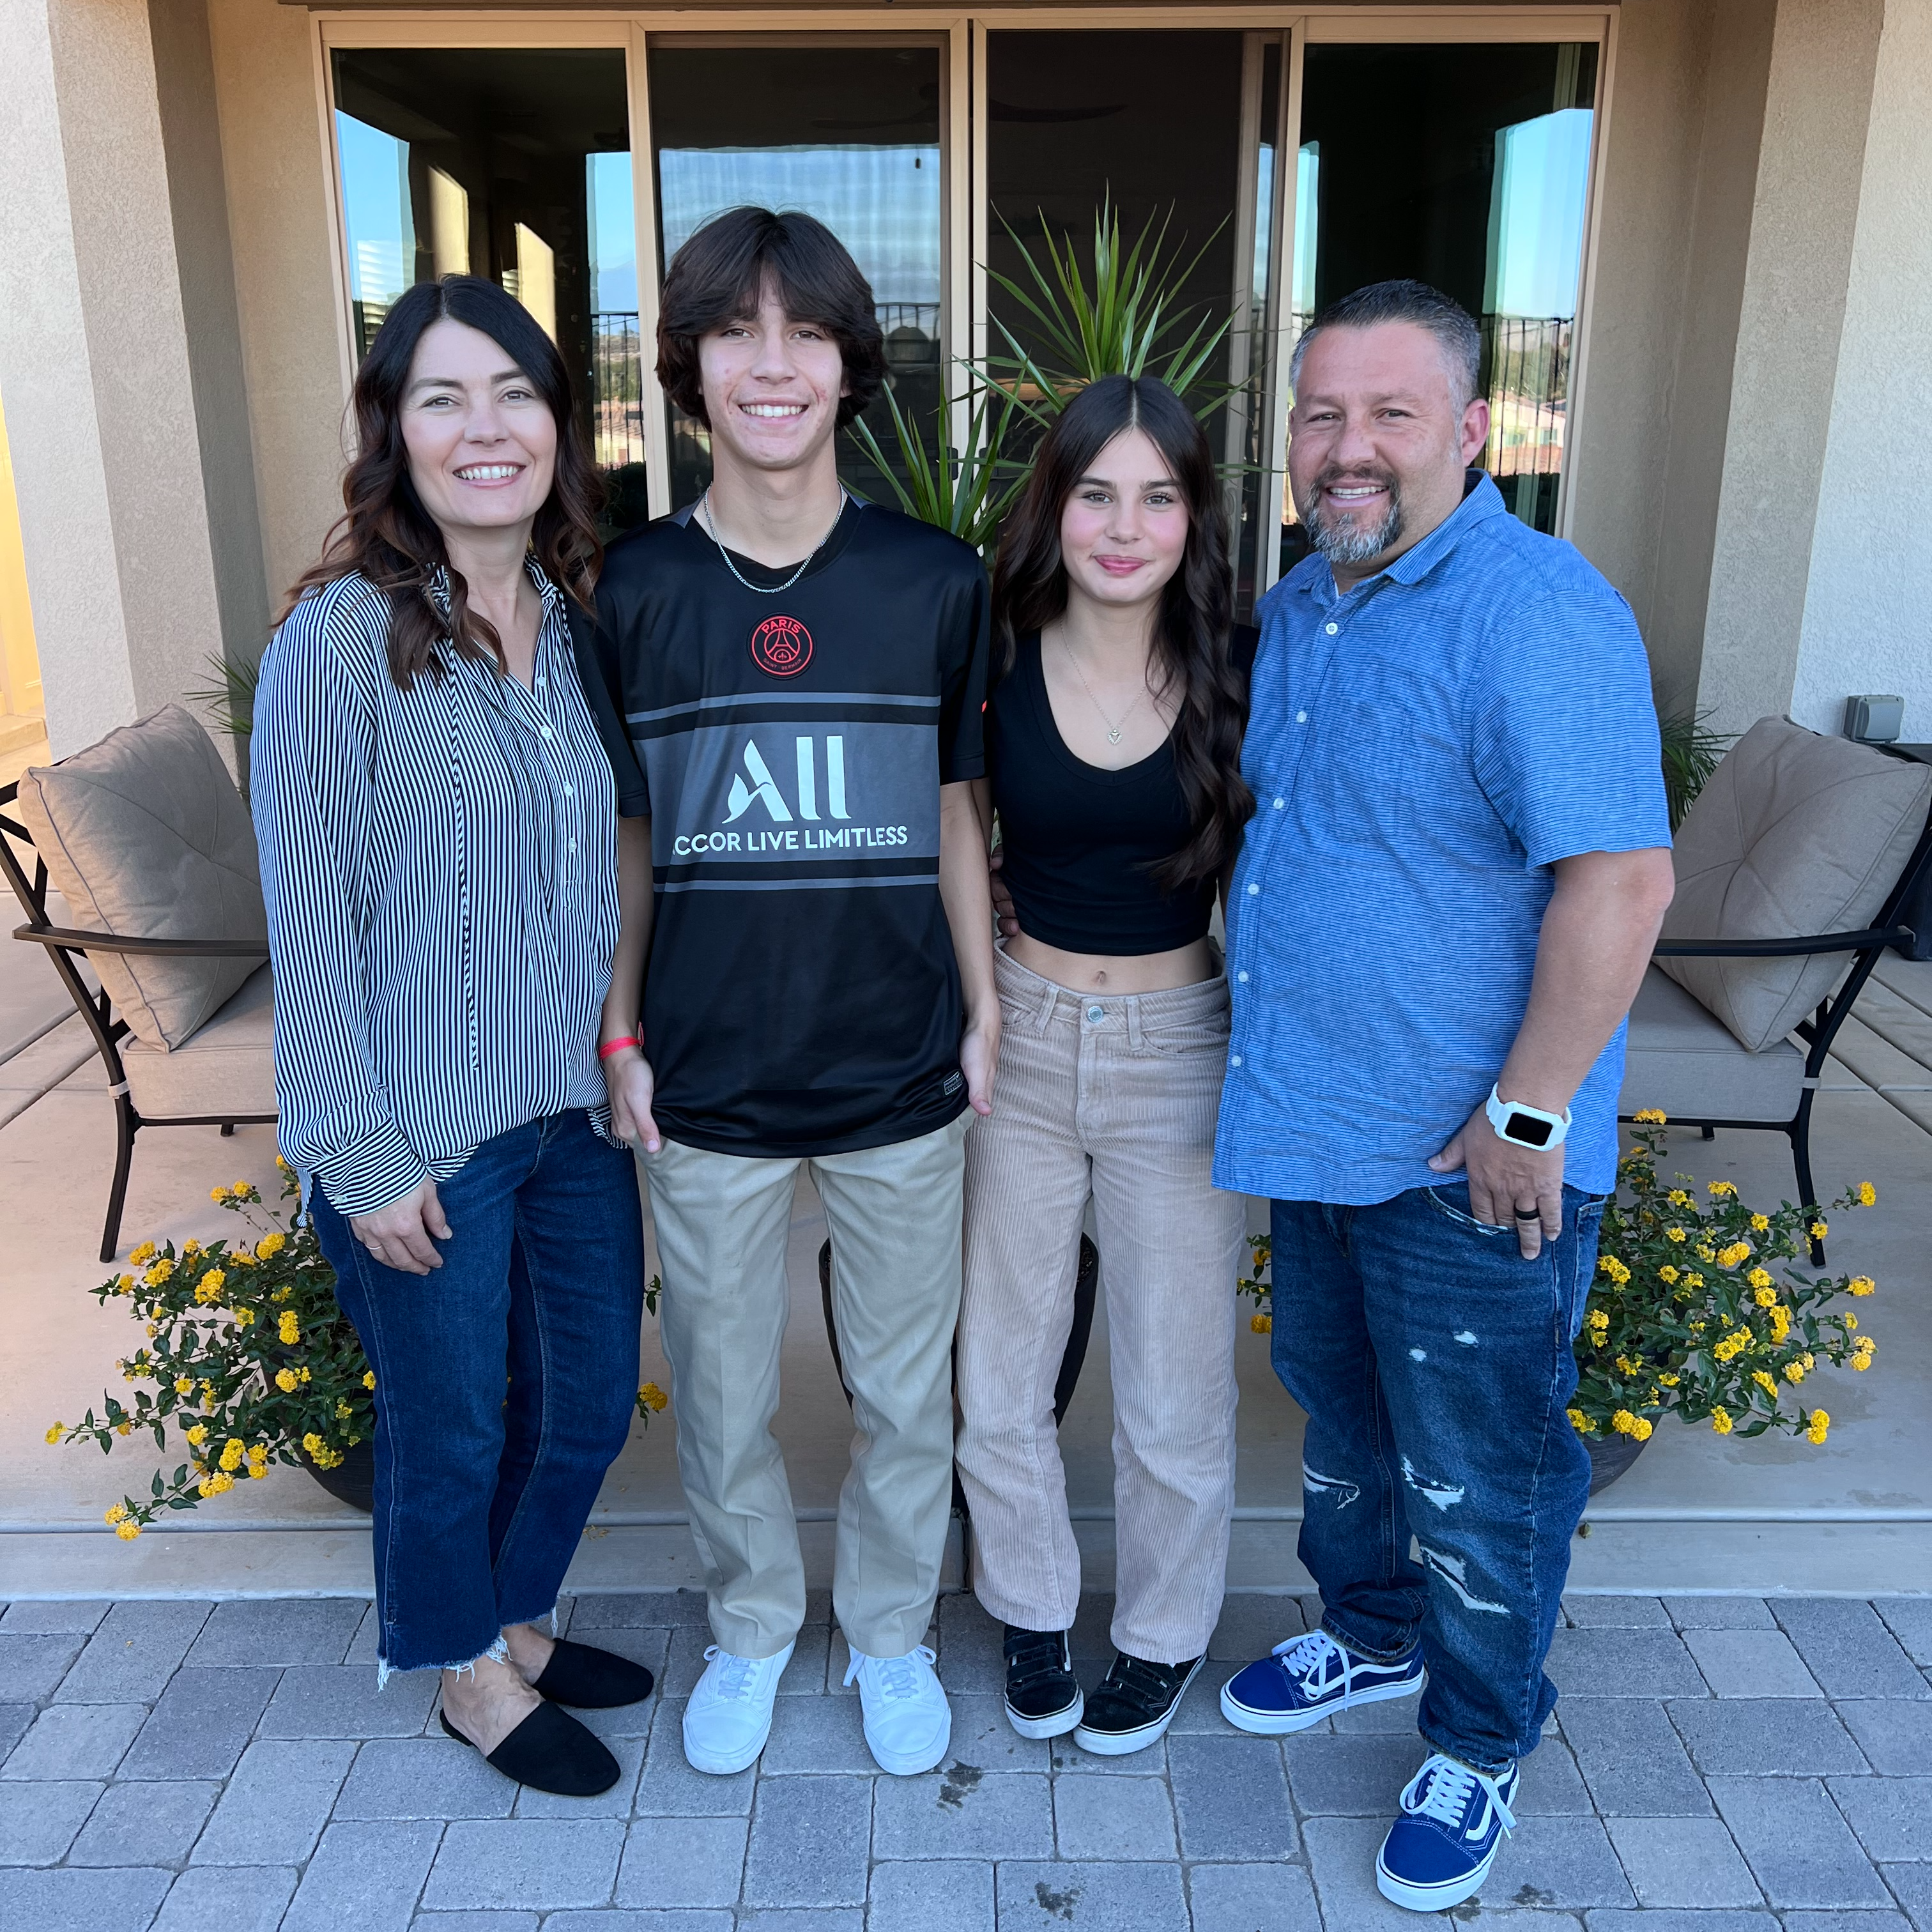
[312,1110,645,1677]
[1269,1182,1606,1773]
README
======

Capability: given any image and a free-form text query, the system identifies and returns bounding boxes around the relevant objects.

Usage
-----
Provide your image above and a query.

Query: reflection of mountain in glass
[657,146,942,309]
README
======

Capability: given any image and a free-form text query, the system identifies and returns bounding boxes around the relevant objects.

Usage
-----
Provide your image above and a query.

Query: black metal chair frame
[1,779,273,1263]
[1621,810,1932,1264]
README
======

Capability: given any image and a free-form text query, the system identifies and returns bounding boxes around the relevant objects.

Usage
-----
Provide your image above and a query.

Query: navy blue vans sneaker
[1376,1752,1519,1913]
[1220,1627,1424,1735]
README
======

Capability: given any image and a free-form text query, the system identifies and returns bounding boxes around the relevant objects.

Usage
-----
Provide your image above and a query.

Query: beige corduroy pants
[642,1110,972,1662]
[955,946,1246,1665]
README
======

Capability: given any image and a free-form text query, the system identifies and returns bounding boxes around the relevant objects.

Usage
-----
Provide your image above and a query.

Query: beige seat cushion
[1619,965,1805,1123]
[15,705,267,1051]
[123,965,275,1121]
[1659,717,1932,1052]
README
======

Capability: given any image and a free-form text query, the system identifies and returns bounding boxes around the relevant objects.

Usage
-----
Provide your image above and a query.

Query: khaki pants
[956,947,1247,1664]
[643,1111,971,1660]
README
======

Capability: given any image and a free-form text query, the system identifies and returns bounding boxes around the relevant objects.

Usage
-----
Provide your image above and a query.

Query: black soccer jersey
[575,497,990,1158]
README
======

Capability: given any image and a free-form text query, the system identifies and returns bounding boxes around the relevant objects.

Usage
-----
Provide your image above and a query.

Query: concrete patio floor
[2,1584,1930,1931]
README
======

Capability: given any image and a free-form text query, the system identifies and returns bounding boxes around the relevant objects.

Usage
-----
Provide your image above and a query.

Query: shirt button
[1247,882,1260,896]
[541,726,554,740]
[569,839,577,852]
[1230,1055,1243,1068]
[1296,711,1308,724]
[562,783,575,797]
[1085,1004,1104,1023]
[1324,622,1339,635]
[1273,797,1284,809]
[1238,970,1249,983]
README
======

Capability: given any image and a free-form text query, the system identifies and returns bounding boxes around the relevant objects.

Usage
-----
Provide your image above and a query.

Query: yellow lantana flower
[1754,1287,1778,1308]
[1250,1312,1272,1333]
[1665,1227,1687,1244]
[639,1383,670,1412]
[1566,1407,1595,1434]
[1717,1243,1752,1269]
[185,1424,208,1446]
[1658,1264,1680,1284]
[129,1241,157,1266]
[363,1371,377,1390]
[116,1518,142,1540]
[194,1269,226,1305]
[1612,1410,1638,1436]
[1857,1182,1877,1207]
[144,1259,176,1285]
[1659,1372,1680,1387]
[1747,1267,1773,1291]
[105,1503,128,1524]
[1666,1190,1692,1208]
[44,1422,65,1445]
[210,1186,231,1203]
[1848,1276,1875,1297]
[1634,1109,1667,1124]
[1711,1407,1734,1435]
[275,1368,299,1393]
[233,1308,255,1327]
[1630,1416,1653,1442]
[1707,1181,1736,1197]
[1752,1370,1777,1396]
[277,1311,300,1345]
[1810,1221,1828,1241]
[1783,1360,1805,1384]
[174,1376,194,1395]
[1807,1409,1830,1444]
[1597,1255,1631,1285]
[255,1231,287,1260]
[1750,1214,1770,1233]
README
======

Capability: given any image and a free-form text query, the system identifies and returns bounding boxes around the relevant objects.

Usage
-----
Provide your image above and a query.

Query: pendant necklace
[698,487,847,596]
[1061,635,1149,746]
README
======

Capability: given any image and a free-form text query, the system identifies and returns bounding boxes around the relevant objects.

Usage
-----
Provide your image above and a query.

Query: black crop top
[985,627,1256,957]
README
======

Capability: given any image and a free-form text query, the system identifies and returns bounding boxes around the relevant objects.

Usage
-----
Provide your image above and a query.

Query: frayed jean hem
[376,1631,509,1691]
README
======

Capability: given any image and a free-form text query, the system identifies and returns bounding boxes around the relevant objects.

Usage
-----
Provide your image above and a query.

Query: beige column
[0,0,237,760]
[1694,0,1888,738]
[1783,0,1932,740]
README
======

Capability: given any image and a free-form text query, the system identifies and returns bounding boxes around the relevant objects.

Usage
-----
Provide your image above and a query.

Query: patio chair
[1,704,273,1262]
[1619,716,1932,1261]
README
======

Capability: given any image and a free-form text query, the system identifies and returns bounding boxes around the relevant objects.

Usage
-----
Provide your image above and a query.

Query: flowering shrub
[1574,1114,1877,1447]
[1238,1238,1275,1334]
[48,1165,667,1538]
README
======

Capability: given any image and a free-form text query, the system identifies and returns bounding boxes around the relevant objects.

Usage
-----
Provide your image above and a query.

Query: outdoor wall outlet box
[1846,695,1905,743]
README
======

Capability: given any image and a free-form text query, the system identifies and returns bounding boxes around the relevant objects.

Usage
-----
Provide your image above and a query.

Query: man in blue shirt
[1214,281,1675,1913]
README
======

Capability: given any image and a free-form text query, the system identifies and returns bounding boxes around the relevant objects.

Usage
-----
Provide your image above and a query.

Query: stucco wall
[150,0,272,681]
[0,0,216,756]
[1693,0,1885,739]
[1785,0,1932,743]
[205,0,352,619]
[1562,0,1714,674]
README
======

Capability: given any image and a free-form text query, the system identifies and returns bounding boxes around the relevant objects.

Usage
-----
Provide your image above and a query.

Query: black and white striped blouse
[250,564,620,1216]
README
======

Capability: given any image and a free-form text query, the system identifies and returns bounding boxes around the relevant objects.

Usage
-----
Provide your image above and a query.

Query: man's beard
[1297,464,1404,566]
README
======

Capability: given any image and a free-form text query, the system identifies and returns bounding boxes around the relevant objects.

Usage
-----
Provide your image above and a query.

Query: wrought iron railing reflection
[592,312,647,471]
[1482,315,1571,483]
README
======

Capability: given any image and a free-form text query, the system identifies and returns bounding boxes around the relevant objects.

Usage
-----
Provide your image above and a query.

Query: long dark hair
[992,374,1254,891]
[281,276,604,690]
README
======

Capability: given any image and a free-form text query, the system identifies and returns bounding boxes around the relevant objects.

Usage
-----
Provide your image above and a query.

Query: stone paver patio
[1,1588,1929,1930]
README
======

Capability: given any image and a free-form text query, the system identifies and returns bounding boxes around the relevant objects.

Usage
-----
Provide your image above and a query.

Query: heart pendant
[1107,728,1122,744]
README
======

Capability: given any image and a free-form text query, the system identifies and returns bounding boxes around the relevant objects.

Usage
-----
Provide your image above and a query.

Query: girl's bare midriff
[1005,930,1218,995]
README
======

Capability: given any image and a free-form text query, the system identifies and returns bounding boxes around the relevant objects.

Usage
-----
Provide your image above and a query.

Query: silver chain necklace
[1058,633,1151,747]
[698,487,847,595]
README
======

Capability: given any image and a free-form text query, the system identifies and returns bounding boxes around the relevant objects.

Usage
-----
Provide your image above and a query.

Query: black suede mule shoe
[531,1638,657,1709]
[440,1702,620,1797]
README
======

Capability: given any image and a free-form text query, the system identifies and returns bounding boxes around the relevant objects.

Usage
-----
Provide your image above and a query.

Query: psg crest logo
[749,615,813,679]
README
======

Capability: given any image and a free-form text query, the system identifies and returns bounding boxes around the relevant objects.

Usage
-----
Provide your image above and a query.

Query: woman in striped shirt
[251,277,652,1798]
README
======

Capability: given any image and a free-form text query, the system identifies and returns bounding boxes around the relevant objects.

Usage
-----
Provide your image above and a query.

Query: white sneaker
[843,1642,951,1775]
[682,1640,793,1774]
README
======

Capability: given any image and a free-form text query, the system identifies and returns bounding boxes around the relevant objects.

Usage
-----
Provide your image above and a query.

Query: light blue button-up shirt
[1213,474,1671,1205]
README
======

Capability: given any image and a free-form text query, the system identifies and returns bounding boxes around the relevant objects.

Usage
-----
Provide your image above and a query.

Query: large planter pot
[1585,1429,1649,1495]
[305,1438,375,1514]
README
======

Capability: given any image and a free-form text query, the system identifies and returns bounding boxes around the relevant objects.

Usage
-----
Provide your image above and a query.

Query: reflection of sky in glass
[337,112,411,306]
[1489,109,1591,318]
[1293,143,1320,319]
[658,146,942,307]
[587,152,638,314]
[1254,142,1273,302]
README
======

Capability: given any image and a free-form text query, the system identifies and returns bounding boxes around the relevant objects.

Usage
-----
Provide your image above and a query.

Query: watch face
[1506,1110,1555,1147]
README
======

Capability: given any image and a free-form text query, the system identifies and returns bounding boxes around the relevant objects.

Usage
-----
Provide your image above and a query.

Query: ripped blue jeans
[1269,1182,1605,1774]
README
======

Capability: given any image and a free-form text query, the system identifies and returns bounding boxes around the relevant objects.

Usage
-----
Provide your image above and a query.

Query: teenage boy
[1215,282,1675,1912]
[574,208,997,1781]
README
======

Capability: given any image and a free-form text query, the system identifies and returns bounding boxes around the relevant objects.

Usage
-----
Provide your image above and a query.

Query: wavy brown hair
[281,276,604,690]
[992,374,1254,891]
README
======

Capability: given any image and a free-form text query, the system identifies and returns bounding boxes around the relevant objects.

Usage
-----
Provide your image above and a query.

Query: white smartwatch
[1485,1084,1571,1151]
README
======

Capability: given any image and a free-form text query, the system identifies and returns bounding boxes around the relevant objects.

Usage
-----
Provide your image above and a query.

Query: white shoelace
[703,1646,762,1701]
[1401,1754,1517,1837]
[844,1643,938,1698]
[1273,1628,1353,1701]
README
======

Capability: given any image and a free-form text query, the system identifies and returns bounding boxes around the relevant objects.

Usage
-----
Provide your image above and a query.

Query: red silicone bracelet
[597,1036,640,1061]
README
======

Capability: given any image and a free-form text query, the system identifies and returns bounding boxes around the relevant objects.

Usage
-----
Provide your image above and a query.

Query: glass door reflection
[647,42,946,511]
[1289,40,1600,556]
[330,47,648,530]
